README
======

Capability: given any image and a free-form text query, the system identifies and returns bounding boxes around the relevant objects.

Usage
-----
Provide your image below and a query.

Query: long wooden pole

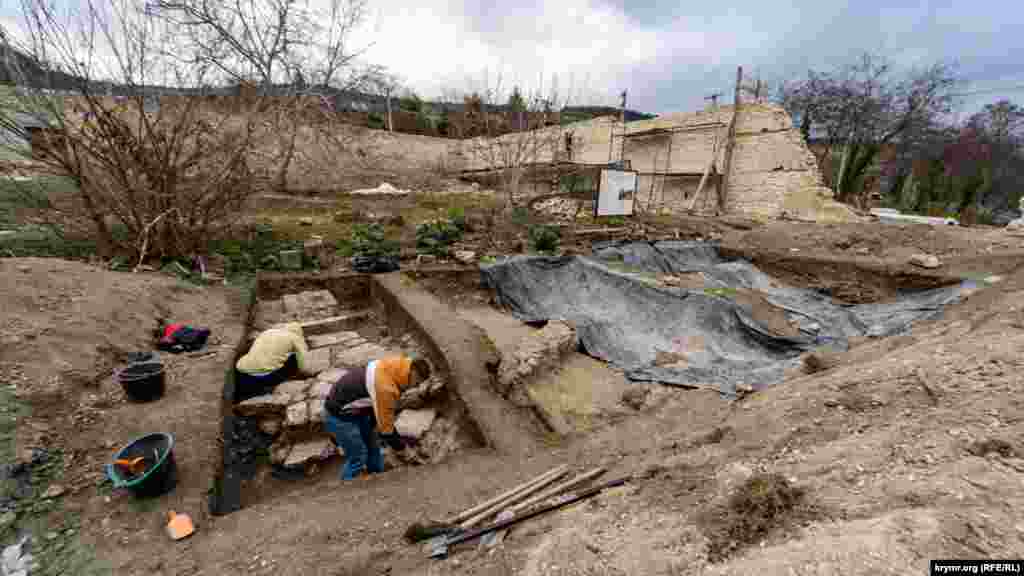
[717,66,743,214]
[460,467,569,528]
[481,467,608,548]
[444,465,569,525]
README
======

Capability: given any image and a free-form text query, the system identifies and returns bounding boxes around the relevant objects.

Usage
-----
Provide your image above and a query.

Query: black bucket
[126,351,159,365]
[105,433,178,498]
[118,362,165,402]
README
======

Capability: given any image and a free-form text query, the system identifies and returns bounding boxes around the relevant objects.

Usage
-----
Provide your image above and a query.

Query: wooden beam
[718,66,744,214]
[444,465,569,525]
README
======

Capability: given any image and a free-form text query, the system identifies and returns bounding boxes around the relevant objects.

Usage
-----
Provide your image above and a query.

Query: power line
[951,84,1024,97]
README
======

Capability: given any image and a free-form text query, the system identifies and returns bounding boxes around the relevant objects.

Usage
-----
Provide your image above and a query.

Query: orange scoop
[114,457,146,475]
[166,511,195,541]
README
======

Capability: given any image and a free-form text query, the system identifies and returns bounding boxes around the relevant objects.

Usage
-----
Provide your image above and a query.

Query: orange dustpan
[166,511,195,541]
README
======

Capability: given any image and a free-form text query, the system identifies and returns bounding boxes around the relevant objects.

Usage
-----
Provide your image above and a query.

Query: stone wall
[460,103,859,223]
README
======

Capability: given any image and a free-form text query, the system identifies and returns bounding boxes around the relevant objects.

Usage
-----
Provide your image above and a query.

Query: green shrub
[528,224,560,253]
[511,206,530,226]
[416,218,463,257]
[351,223,399,258]
[0,226,101,260]
[446,206,467,231]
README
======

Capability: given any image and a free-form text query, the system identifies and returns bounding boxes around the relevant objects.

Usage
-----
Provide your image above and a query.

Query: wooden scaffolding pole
[717,66,744,214]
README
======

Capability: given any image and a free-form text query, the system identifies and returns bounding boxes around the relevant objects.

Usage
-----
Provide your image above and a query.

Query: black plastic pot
[105,433,178,498]
[126,351,159,365]
[118,362,165,402]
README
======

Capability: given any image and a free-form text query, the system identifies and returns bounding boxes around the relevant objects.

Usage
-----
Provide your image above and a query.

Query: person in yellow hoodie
[235,323,312,401]
[323,354,430,480]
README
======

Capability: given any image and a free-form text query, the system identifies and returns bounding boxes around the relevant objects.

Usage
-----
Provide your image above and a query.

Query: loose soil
[4,210,1024,575]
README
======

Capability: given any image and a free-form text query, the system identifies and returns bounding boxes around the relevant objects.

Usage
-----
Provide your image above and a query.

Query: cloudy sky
[1,0,1021,117]
[351,0,1024,116]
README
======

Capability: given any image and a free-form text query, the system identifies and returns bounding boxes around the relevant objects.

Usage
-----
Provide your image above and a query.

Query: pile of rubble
[535,197,587,220]
[495,320,576,408]
[235,365,453,471]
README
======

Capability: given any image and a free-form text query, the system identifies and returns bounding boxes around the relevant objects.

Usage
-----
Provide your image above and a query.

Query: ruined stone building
[453,103,857,222]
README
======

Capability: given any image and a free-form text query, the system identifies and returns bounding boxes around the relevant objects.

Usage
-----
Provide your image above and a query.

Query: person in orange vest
[323,354,431,480]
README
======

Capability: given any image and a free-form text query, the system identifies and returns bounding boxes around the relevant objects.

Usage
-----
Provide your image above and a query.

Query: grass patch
[700,473,814,563]
[703,287,738,299]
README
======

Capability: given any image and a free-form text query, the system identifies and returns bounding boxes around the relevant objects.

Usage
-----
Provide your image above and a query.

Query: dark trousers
[235,354,298,402]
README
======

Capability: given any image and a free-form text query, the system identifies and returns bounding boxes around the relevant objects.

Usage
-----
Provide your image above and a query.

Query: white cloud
[354,0,670,107]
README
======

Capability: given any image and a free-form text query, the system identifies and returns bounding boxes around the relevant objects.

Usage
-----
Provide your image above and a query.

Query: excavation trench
[212,272,491,515]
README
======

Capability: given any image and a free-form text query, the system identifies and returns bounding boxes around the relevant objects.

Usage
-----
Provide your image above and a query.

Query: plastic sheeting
[481,241,974,397]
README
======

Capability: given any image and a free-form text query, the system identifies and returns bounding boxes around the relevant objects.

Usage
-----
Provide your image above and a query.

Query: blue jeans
[323,411,383,480]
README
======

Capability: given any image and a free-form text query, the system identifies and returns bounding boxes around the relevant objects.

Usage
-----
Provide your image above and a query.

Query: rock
[283,438,335,468]
[909,253,941,269]
[270,442,292,465]
[317,368,348,384]
[299,217,314,226]
[286,401,310,428]
[308,399,326,423]
[45,531,59,541]
[496,320,576,399]
[42,484,66,499]
[310,380,335,400]
[416,254,437,266]
[305,348,332,375]
[308,332,364,350]
[395,409,437,439]
[453,250,477,265]
[259,417,282,436]
[16,265,30,273]
[282,290,339,319]
[276,379,313,399]
[332,343,390,367]
[234,394,291,417]
[620,387,650,410]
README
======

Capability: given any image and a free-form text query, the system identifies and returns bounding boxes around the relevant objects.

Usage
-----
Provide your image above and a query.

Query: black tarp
[481,241,974,397]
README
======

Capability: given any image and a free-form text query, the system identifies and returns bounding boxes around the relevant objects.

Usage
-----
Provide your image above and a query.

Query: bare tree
[150,0,378,191]
[461,72,579,206]
[778,53,959,206]
[0,0,377,262]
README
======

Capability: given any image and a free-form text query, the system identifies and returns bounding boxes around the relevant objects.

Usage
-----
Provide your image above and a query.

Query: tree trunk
[77,184,114,258]
[274,128,298,193]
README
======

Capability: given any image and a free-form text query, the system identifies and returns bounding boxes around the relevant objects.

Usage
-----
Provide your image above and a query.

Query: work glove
[380,431,405,452]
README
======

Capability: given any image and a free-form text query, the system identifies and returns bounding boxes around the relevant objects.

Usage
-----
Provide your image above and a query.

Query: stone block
[909,253,941,269]
[306,348,332,375]
[307,331,364,350]
[270,442,292,465]
[283,437,336,468]
[308,399,326,423]
[311,380,335,399]
[282,290,339,319]
[259,417,283,436]
[300,312,370,336]
[317,367,348,383]
[234,394,291,417]
[496,320,576,397]
[332,343,390,367]
[276,379,312,399]
[286,400,310,428]
[395,408,437,439]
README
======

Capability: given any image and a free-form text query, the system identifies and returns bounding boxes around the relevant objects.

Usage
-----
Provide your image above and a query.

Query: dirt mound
[1,257,246,574]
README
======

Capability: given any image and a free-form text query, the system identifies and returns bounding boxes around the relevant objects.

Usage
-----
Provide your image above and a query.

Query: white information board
[595,169,638,216]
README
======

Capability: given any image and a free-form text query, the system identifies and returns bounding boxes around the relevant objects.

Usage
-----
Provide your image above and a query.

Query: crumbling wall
[461,102,858,223]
